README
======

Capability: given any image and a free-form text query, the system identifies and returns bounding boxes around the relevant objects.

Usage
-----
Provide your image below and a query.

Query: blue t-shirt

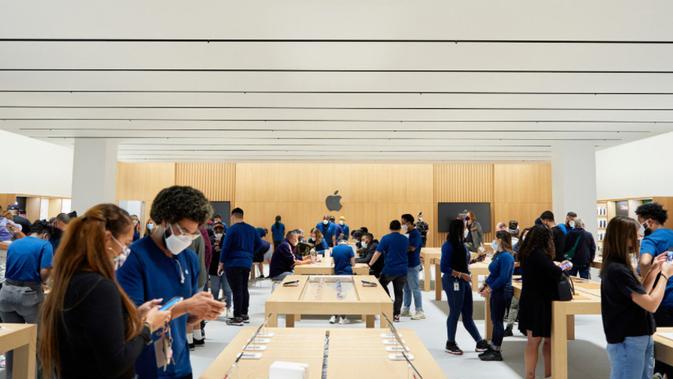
[331,244,354,275]
[640,228,673,307]
[339,223,350,240]
[219,222,264,269]
[271,222,285,242]
[116,237,200,379]
[485,251,515,292]
[407,229,423,267]
[5,236,53,283]
[256,227,267,238]
[376,233,409,277]
[316,222,338,246]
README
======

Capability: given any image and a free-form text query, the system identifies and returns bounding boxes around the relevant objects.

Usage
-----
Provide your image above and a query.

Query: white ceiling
[2,0,673,161]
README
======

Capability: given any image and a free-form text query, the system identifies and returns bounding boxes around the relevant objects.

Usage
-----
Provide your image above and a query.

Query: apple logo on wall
[325,190,343,211]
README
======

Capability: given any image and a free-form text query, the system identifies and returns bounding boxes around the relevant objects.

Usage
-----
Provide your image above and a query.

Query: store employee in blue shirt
[637,203,673,326]
[117,186,225,379]
[368,220,409,322]
[271,215,285,249]
[218,207,264,326]
[332,238,355,275]
[338,216,350,241]
[316,216,338,247]
[400,214,425,319]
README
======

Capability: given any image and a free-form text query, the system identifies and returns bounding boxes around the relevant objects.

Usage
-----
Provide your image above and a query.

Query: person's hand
[462,273,471,282]
[217,263,225,276]
[138,299,163,319]
[480,286,490,297]
[185,292,226,321]
[144,306,172,333]
[663,261,673,278]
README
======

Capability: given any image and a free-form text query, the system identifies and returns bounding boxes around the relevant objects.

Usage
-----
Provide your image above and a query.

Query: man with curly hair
[117,185,225,379]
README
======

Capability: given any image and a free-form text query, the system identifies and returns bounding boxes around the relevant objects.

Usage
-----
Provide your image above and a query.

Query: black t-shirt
[600,261,654,344]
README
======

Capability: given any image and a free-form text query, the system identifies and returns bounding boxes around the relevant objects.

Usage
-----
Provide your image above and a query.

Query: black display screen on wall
[437,202,492,233]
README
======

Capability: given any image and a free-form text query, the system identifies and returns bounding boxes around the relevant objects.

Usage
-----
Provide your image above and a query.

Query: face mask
[339,221,344,225]
[112,236,131,257]
[215,233,223,239]
[568,221,576,229]
[491,241,498,252]
[323,220,329,225]
[165,224,193,255]
[401,224,409,233]
[147,223,154,231]
[361,241,368,248]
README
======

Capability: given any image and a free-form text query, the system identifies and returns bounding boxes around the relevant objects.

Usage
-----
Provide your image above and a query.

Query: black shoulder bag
[557,273,575,301]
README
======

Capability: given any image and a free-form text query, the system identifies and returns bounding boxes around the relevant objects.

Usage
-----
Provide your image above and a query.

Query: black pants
[379,274,407,316]
[273,240,281,250]
[655,307,673,376]
[225,267,250,318]
[490,290,511,348]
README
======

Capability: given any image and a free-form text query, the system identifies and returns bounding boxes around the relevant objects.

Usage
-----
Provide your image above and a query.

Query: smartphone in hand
[160,297,184,311]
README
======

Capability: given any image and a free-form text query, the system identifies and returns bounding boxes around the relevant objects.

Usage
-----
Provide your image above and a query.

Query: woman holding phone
[601,216,673,379]
[39,204,172,379]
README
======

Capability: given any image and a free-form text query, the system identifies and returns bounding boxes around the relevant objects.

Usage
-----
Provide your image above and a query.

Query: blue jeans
[606,335,654,379]
[568,265,591,280]
[209,273,232,308]
[403,265,423,311]
[443,274,482,343]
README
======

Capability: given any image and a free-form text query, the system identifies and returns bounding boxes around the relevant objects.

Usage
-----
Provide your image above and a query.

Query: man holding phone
[117,186,225,379]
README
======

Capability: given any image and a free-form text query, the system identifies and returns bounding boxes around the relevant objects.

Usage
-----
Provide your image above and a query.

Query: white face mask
[361,241,368,248]
[165,224,193,255]
[215,232,223,239]
[323,220,329,225]
[339,221,345,225]
[491,241,498,252]
[147,223,154,231]
[401,224,408,233]
[569,220,576,229]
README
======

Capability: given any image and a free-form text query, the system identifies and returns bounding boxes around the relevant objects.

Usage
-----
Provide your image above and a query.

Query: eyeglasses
[173,223,201,241]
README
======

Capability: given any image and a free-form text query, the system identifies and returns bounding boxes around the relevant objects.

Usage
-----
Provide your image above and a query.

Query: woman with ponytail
[39,204,172,379]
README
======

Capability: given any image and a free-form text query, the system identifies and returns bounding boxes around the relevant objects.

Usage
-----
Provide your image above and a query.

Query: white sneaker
[411,311,426,320]
[400,308,411,317]
[339,316,347,325]
[329,315,337,324]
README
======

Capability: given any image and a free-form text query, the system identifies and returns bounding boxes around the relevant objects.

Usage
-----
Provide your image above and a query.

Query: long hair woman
[517,225,568,378]
[39,204,171,379]
[601,216,671,379]
[440,219,489,355]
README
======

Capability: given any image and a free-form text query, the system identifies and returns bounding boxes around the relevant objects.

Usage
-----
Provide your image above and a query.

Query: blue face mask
[491,241,498,252]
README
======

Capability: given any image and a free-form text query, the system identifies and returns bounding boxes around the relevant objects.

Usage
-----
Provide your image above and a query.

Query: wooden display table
[484,277,601,379]
[265,275,393,328]
[294,257,369,276]
[0,323,37,379]
[655,327,673,366]
[200,327,446,379]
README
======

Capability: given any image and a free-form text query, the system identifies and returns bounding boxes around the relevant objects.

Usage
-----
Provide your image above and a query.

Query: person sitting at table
[601,216,672,379]
[329,237,355,324]
[368,220,409,322]
[518,225,571,379]
[269,230,310,282]
[478,230,515,361]
[356,233,383,277]
[441,219,490,355]
[310,229,329,256]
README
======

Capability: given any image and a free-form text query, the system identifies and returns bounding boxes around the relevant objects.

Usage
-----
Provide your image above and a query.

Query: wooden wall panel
[493,162,553,233]
[175,163,236,202]
[48,198,62,219]
[25,197,41,223]
[433,163,494,245]
[0,194,16,210]
[116,162,176,223]
[235,163,434,245]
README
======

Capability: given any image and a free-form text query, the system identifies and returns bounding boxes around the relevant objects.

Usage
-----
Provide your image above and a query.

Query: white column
[552,141,598,235]
[71,138,118,213]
